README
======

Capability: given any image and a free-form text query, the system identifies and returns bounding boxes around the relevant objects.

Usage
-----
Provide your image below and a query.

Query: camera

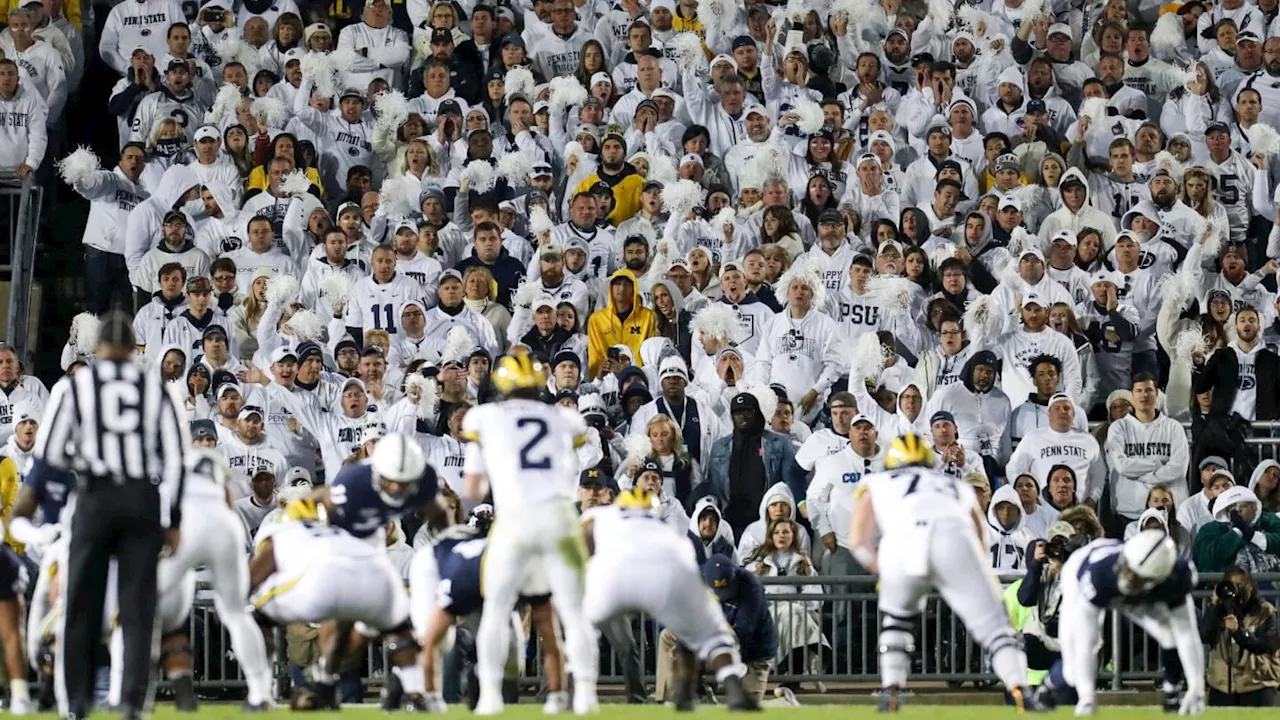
[200,9,222,22]
[1045,535,1071,562]
[1216,579,1240,613]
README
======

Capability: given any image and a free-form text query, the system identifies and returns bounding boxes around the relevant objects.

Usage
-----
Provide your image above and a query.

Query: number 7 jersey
[860,468,978,539]
[461,399,590,508]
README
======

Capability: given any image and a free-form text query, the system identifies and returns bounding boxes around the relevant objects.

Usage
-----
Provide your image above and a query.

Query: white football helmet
[187,447,232,488]
[371,433,428,506]
[1118,529,1176,595]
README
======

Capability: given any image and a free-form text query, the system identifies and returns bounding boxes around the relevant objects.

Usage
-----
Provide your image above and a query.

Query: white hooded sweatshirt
[987,485,1035,571]
[736,482,812,560]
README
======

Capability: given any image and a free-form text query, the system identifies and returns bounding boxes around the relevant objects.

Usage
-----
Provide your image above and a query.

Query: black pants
[83,247,131,315]
[1209,687,1276,707]
[62,483,164,715]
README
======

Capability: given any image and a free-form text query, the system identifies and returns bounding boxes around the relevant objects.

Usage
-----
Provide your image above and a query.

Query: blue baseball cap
[930,411,956,426]
[702,554,736,599]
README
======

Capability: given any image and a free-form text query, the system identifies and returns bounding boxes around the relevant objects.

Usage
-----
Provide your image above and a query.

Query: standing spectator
[1104,373,1191,538]
[219,405,288,499]
[1179,465,1238,541]
[0,58,46,176]
[336,0,410,91]
[291,84,375,200]
[794,391,855,475]
[923,350,1011,475]
[736,482,811,560]
[754,260,844,422]
[807,414,884,575]
[702,388,803,540]
[586,269,656,378]
[701,554,777,705]
[234,465,278,539]
[1195,306,1280,424]
[99,0,188,75]
[1007,393,1105,508]
[64,144,149,313]
[455,222,525,307]
[1005,355,1089,453]
[1014,473,1059,538]
[127,59,207,144]
[135,211,212,293]
[3,7,65,119]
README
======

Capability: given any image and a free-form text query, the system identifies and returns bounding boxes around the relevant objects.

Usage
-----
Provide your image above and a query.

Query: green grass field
[14,705,1272,719]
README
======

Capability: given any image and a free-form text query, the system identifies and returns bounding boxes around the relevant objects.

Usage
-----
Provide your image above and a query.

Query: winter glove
[1230,510,1255,541]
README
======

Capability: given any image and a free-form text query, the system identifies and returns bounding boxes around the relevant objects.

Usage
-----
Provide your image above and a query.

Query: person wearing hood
[1193,486,1280,573]
[650,278,694,366]
[700,388,803,540]
[1249,459,1280,513]
[1013,473,1059,539]
[1124,498,1193,551]
[196,177,255,259]
[133,210,212,297]
[688,497,740,565]
[807,414,884,572]
[1008,393,1105,507]
[736,482,811,561]
[988,485,1035,571]
[924,349,1012,473]
[123,162,201,285]
[1179,463,1238,540]
[753,260,844,422]
[1104,374,1190,535]
[586,268,657,378]
[1037,168,1119,250]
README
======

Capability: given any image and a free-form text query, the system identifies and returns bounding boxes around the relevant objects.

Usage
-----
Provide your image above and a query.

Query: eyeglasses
[940,330,963,336]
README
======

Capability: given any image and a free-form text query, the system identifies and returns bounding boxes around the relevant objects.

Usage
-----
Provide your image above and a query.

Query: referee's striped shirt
[31,360,189,528]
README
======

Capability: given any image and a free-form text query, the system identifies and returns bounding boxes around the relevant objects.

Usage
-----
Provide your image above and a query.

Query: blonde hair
[646,414,691,465]
[365,328,391,352]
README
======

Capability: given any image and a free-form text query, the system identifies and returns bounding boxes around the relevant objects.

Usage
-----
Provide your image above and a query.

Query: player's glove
[1178,690,1205,716]
[1230,511,1255,541]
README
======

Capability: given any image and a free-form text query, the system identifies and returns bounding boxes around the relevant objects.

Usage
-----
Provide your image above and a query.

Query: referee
[28,311,187,720]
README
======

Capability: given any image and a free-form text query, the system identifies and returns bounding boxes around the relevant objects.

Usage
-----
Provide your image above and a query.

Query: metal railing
[169,573,1280,700]
[1,174,43,362]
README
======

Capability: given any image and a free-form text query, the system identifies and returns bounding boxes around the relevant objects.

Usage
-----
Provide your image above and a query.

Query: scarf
[657,395,701,460]
[463,298,487,313]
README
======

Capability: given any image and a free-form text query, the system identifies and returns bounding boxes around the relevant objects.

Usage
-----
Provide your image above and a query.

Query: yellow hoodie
[586,269,658,377]
[1,457,22,553]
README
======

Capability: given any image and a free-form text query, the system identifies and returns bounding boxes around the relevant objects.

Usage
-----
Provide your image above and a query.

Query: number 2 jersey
[860,467,978,540]
[1065,538,1196,610]
[327,461,439,539]
[461,399,588,509]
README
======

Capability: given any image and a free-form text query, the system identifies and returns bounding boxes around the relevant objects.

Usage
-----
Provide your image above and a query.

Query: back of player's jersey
[587,505,689,561]
[462,400,587,509]
[864,468,977,537]
[183,453,227,501]
[265,520,379,576]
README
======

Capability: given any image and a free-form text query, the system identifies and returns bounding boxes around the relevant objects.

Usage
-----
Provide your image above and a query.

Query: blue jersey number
[517,417,552,470]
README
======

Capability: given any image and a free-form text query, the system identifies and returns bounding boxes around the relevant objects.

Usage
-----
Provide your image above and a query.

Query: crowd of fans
[7,0,1280,695]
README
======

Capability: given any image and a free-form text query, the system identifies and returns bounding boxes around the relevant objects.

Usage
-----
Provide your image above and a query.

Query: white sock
[715,662,746,683]
[10,678,29,702]
[991,645,1029,690]
[393,665,425,696]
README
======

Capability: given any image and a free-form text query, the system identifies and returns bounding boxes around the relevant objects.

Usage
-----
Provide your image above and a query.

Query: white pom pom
[928,243,958,269]
[563,140,587,166]
[530,206,555,238]
[328,47,359,77]
[1200,222,1223,259]
[373,89,410,137]
[1175,329,1207,362]
[320,272,353,307]
[1161,269,1201,314]
[624,434,653,462]
[957,4,993,33]
[927,0,955,27]
[1151,11,1185,56]
[776,255,828,309]
[789,96,825,136]
[462,160,497,194]
[648,154,679,187]
[497,151,533,188]
[72,312,100,355]
[741,146,786,192]
[711,206,736,236]
[503,66,536,102]
[1079,97,1108,124]
[690,303,742,344]
[1008,226,1032,258]
[662,179,703,216]
[266,274,300,307]
[867,276,914,312]
[286,309,326,341]
[1153,150,1185,185]
[851,332,885,386]
[513,280,543,309]
[404,373,439,420]
[380,177,418,218]
[300,52,335,97]
[215,36,258,77]
[962,295,999,347]
[280,169,313,198]
[669,32,707,75]
[1020,0,1047,21]
[548,76,588,114]
[56,147,101,186]
[251,96,287,129]
[205,82,243,125]
[697,0,738,38]
[1248,123,1280,157]
[441,326,476,366]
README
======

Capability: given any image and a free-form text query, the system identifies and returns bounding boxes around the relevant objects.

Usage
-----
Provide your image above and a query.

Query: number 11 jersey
[462,399,589,509]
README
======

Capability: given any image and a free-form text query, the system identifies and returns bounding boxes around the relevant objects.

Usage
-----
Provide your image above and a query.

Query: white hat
[590,71,612,87]
[658,356,689,382]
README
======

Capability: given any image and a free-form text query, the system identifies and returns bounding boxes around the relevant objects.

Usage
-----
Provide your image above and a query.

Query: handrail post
[6,175,39,360]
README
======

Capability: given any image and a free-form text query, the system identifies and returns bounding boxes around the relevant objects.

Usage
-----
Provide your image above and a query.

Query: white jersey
[346,274,427,336]
[258,519,381,577]
[461,399,588,509]
[862,466,977,540]
[584,504,690,563]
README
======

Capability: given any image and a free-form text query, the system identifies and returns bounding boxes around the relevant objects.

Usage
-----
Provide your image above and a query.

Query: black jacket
[1194,344,1280,422]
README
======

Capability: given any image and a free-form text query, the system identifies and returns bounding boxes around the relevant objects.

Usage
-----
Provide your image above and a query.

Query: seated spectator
[743,518,826,683]
[988,485,1034,571]
[1193,486,1280,573]
[1014,473,1058,539]
[1124,487,1191,550]
[1041,464,1079,514]
[625,460,689,534]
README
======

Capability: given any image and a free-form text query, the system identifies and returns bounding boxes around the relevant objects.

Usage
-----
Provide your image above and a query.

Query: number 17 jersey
[461,399,589,509]
[861,467,977,539]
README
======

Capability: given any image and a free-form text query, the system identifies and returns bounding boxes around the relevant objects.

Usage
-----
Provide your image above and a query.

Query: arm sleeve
[24,99,47,168]
[154,383,189,529]
[32,379,77,470]
[98,13,128,75]
[366,32,410,71]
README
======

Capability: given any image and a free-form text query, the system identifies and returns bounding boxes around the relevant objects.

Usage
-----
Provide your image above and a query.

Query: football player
[849,433,1033,712]
[461,348,598,715]
[1032,531,1204,716]
[582,488,759,711]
